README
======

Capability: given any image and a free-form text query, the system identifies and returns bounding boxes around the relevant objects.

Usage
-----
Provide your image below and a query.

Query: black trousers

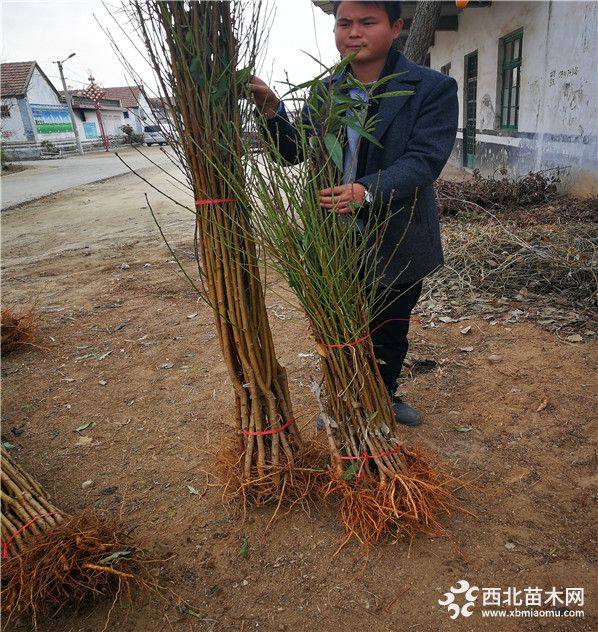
[370,280,423,394]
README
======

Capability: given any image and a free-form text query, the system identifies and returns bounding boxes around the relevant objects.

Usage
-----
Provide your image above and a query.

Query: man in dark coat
[250,0,458,425]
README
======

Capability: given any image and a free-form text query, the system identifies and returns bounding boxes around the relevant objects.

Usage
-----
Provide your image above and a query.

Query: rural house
[314,0,598,196]
[1,61,128,159]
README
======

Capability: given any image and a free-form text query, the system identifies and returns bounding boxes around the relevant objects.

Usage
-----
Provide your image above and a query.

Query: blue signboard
[83,122,98,138]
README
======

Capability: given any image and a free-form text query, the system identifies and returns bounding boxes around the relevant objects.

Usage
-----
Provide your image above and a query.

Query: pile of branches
[435,220,597,309]
[436,168,597,226]
[436,168,563,216]
[227,54,463,546]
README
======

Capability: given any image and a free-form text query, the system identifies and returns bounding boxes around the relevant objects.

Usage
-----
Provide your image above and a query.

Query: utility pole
[54,53,84,155]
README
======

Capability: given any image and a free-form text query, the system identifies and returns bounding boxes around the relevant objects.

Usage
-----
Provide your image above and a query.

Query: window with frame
[1,105,11,118]
[441,63,451,76]
[500,29,523,129]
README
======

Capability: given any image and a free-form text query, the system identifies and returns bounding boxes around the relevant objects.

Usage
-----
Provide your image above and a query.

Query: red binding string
[335,445,403,480]
[1,511,61,558]
[238,418,295,437]
[195,198,236,205]
[321,317,421,350]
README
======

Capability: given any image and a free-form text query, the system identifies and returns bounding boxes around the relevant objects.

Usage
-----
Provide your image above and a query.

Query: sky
[1,0,339,97]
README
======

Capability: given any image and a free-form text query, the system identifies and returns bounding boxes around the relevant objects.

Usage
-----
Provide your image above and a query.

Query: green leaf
[2,441,15,450]
[187,484,199,495]
[236,66,252,88]
[454,426,473,433]
[99,550,131,565]
[344,117,382,148]
[324,133,343,171]
[190,58,203,87]
[184,607,204,619]
[75,421,95,432]
[368,70,408,92]
[374,90,415,99]
[237,536,249,558]
[365,411,379,423]
[341,462,359,480]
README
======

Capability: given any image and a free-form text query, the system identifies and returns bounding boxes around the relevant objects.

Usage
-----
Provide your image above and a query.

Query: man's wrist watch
[363,187,373,205]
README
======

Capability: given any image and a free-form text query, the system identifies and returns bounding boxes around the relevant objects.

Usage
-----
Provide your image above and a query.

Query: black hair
[331,1,403,24]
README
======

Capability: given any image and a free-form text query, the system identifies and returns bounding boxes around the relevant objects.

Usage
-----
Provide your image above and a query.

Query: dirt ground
[1,163,596,631]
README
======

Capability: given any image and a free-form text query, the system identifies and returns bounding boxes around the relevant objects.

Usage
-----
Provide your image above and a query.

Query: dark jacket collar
[328,47,423,88]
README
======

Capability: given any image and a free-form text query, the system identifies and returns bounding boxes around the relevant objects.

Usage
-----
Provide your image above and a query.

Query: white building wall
[0,97,27,142]
[26,67,61,105]
[26,66,76,142]
[430,0,597,195]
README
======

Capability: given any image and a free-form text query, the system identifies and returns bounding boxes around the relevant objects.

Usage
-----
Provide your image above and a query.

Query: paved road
[1,146,175,210]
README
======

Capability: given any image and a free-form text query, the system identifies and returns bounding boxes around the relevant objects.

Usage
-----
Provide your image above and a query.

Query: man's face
[334,2,403,64]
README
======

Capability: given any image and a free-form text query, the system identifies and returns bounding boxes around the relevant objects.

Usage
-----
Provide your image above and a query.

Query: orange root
[217,441,330,516]
[1,306,38,356]
[1,512,152,627]
[321,447,469,551]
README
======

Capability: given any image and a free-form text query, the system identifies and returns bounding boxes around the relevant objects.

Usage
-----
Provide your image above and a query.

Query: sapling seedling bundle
[127,0,326,506]
[226,56,462,546]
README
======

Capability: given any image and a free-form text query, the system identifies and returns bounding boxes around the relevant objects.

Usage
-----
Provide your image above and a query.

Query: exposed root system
[1,306,37,356]
[1,513,152,628]
[218,440,330,517]
[321,447,468,550]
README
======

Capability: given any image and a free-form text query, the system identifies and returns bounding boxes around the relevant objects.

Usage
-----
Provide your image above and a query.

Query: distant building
[1,61,72,146]
[1,61,128,159]
[100,86,154,134]
[314,1,598,196]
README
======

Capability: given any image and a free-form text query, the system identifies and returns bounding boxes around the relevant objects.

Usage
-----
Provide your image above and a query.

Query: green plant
[220,55,460,545]
[40,140,58,154]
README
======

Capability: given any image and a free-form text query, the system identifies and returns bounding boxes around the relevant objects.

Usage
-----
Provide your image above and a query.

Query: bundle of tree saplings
[127,0,323,507]
[226,57,464,546]
[1,447,149,626]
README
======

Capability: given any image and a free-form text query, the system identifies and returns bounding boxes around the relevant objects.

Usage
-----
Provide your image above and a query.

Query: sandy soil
[1,165,596,631]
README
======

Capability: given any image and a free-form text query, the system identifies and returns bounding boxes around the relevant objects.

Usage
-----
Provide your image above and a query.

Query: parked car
[143,125,167,146]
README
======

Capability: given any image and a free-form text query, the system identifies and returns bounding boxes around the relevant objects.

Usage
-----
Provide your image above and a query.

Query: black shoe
[392,398,422,427]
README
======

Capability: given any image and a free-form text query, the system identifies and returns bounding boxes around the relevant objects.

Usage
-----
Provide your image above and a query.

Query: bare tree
[403,0,443,65]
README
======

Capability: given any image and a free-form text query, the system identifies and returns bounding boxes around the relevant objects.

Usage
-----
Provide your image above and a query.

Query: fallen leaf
[2,441,15,450]
[566,334,583,343]
[237,536,249,558]
[187,313,198,319]
[187,485,199,495]
[75,436,93,447]
[99,550,131,565]
[460,325,472,335]
[161,362,174,369]
[454,426,473,433]
[75,421,95,432]
[459,346,474,353]
[488,354,502,363]
[536,397,549,412]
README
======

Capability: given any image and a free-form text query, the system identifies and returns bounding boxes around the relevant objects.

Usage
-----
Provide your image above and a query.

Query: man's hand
[320,183,366,215]
[248,76,280,119]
